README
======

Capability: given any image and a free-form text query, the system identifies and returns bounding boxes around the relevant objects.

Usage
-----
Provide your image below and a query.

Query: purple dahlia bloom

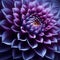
[0,0,60,60]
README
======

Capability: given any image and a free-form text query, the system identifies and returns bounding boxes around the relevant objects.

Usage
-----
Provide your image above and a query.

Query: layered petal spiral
[0,0,60,60]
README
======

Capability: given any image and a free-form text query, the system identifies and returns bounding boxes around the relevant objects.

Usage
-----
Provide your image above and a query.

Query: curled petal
[14,1,22,8]
[11,39,19,48]
[11,25,20,33]
[22,49,35,60]
[18,41,30,51]
[2,31,15,45]
[36,37,43,43]
[34,45,46,57]
[17,33,27,41]
[2,0,14,8]
[0,20,11,30]
[12,49,22,59]
[27,39,38,49]
[2,8,12,16]
[45,50,55,59]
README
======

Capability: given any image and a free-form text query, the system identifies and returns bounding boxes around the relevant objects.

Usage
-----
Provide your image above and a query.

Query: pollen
[33,18,41,26]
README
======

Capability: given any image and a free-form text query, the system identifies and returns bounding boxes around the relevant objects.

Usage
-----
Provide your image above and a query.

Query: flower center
[24,15,43,34]
[33,18,41,26]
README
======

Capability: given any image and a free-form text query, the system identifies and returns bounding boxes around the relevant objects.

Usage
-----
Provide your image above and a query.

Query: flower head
[0,0,60,60]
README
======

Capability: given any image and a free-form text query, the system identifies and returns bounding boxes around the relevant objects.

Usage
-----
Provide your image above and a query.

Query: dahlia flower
[0,0,60,60]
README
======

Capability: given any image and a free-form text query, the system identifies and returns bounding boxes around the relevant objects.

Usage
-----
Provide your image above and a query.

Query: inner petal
[24,15,43,34]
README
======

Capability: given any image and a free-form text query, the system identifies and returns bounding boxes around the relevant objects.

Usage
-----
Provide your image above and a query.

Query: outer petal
[22,49,35,60]
[2,0,14,8]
